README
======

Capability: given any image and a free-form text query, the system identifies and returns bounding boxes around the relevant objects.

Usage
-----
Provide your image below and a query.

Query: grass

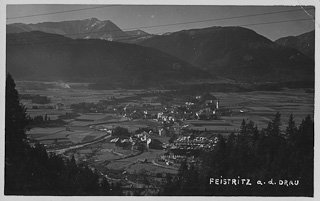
[20,84,313,178]
[27,127,66,135]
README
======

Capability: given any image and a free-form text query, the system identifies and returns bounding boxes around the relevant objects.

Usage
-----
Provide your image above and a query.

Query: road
[47,134,111,155]
[151,159,178,170]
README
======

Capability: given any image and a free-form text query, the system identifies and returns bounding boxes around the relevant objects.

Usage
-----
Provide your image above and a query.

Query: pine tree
[238,119,247,147]
[5,74,113,195]
[268,112,282,137]
[5,73,30,160]
[296,115,314,196]
[285,113,297,144]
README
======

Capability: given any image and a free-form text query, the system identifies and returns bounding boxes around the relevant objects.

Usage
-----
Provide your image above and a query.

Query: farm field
[96,119,161,132]
[27,125,108,146]
[23,85,313,145]
[70,113,129,126]
[18,82,314,186]
[16,81,148,109]
[65,140,176,178]
[200,89,314,131]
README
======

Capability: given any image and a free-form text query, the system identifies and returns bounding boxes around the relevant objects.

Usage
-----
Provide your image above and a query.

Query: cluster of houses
[160,134,219,165]
[121,93,221,124]
[172,135,218,151]
[157,112,176,124]
[122,103,162,119]
[110,131,152,151]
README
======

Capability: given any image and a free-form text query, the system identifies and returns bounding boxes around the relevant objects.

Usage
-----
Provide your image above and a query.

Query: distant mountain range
[7,18,152,42]
[139,26,314,82]
[6,19,315,85]
[7,31,211,88]
[275,30,315,60]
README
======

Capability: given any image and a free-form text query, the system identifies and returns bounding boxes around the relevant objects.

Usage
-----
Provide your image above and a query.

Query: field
[27,126,108,146]
[193,89,315,132]
[18,81,314,186]
[97,119,161,132]
[16,81,148,109]
[70,113,129,126]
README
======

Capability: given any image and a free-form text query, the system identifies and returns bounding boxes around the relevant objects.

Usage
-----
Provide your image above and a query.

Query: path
[47,134,111,155]
[151,159,178,170]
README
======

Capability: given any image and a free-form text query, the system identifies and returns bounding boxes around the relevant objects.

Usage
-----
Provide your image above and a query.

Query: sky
[5,4,317,41]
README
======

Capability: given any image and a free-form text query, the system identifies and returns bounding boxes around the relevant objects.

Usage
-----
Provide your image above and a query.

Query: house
[56,103,64,110]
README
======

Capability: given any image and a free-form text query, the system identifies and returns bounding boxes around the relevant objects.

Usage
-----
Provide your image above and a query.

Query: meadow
[20,81,314,182]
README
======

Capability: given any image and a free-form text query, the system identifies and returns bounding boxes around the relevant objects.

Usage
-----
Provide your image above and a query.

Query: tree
[5,73,30,159]
[112,126,130,138]
[5,74,114,195]
[285,113,298,144]
[267,112,282,137]
[162,113,313,196]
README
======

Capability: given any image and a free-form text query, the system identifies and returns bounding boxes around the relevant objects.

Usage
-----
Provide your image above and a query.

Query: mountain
[125,30,150,37]
[275,30,315,59]
[7,18,130,41]
[6,31,212,88]
[122,30,154,43]
[140,26,314,82]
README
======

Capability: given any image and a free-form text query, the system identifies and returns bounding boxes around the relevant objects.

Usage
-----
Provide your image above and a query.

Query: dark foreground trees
[5,74,116,195]
[161,113,314,196]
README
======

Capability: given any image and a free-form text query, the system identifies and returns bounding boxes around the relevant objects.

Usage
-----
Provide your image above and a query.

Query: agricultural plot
[19,82,314,183]
[69,114,129,126]
[28,126,107,146]
[98,119,160,132]
[27,127,66,135]
[209,89,314,131]
[104,150,169,174]
[17,84,147,109]
[127,163,177,175]
[25,108,70,117]
[95,150,125,161]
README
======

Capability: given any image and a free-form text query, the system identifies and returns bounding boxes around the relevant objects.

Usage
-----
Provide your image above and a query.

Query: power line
[127,7,314,30]
[239,18,312,27]
[7,5,118,20]
[7,7,314,42]
[7,18,313,47]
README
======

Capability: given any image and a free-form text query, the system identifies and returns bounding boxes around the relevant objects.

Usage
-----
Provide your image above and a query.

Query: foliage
[5,73,31,159]
[5,74,117,195]
[149,139,163,150]
[112,126,131,138]
[30,94,51,104]
[160,113,314,196]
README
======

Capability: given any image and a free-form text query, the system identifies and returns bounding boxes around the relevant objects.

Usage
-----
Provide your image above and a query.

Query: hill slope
[275,30,315,59]
[140,26,314,82]
[6,31,212,88]
[123,30,154,43]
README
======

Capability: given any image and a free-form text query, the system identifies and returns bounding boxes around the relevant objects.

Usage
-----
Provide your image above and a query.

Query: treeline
[5,74,120,195]
[20,93,51,104]
[5,143,121,195]
[29,114,67,127]
[161,113,314,196]
[70,99,117,113]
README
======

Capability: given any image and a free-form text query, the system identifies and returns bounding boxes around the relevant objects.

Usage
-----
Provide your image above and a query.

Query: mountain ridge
[6,31,212,88]
[275,30,315,59]
[7,18,130,41]
[140,26,314,82]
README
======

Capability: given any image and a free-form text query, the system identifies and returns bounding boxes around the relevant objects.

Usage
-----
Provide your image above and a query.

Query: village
[20,83,314,195]
[80,92,223,168]
[19,81,314,195]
